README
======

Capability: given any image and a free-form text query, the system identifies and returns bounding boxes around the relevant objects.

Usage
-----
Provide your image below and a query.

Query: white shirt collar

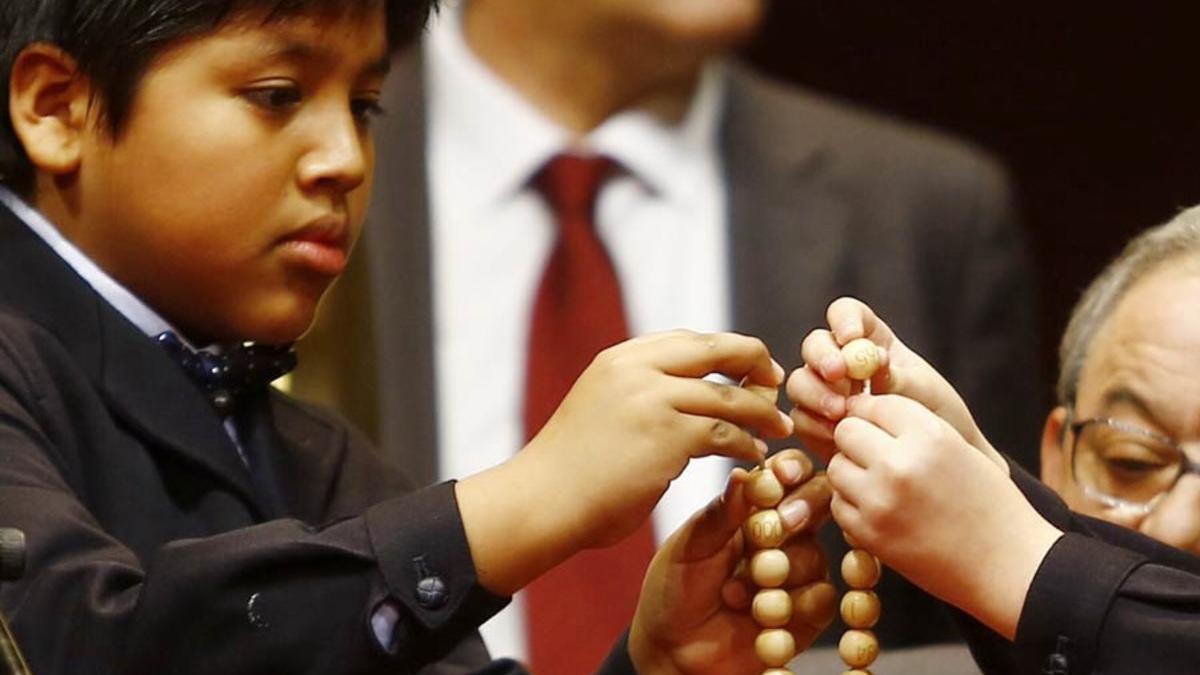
[425,6,725,210]
[0,186,176,341]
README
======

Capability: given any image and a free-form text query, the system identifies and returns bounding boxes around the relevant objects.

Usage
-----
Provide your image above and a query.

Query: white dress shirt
[425,6,732,661]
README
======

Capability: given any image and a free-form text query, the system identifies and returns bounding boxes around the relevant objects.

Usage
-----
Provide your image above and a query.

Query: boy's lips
[277,216,350,277]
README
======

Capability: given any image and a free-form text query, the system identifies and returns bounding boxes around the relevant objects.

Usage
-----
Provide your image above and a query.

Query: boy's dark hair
[0,0,435,197]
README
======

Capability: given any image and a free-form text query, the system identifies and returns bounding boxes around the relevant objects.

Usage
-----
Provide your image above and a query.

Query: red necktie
[523,154,657,674]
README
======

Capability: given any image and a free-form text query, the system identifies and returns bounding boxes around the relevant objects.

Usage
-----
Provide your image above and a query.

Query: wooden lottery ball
[841,338,881,381]
[752,588,793,628]
[838,629,879,668]
[840,590,881,629]
[745,510,786,549]
[749,469,785,508]
[840,550,881,589]
[754,628,796,668]
[750,549,790,588]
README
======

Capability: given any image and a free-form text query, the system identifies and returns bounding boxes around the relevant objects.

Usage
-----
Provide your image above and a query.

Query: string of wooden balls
[837,338,885,674]
[740,338,884,675]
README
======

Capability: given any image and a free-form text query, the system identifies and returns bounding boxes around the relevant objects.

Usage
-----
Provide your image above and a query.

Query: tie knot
[157,332,297,416]
[533,153,616,220]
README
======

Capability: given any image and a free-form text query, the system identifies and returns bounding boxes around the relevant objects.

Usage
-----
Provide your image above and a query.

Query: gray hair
[1057,206,1200,406]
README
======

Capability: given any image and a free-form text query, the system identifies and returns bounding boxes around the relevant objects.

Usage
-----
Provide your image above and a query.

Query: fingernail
[780,499,811,529]
[777,458,802,482]
[777,410,794,432]
[772,360,785,383]
[754,438,768,456]
[835,321,863,344]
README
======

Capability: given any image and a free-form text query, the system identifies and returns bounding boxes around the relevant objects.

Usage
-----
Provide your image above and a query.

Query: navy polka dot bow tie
[156,332,297,416]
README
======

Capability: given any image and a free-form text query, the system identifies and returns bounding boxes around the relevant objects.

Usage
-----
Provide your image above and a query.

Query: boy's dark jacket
[0,202,628,674]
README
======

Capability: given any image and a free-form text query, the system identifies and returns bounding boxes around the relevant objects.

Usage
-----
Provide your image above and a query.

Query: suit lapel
[363,48,440,485]
[721,65,853,357]
[0,203,260,512]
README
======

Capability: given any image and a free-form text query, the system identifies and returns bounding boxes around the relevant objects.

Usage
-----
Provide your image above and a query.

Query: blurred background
[744,2,1200,387]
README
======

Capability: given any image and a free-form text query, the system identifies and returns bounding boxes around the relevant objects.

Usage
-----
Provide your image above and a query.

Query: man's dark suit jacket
[296,52,1045,647]
[0,204,618,674]
[958,461,1200,674]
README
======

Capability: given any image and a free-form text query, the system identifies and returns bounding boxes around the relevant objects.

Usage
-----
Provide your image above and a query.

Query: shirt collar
[425,6,725,208]
[0,186,178,342]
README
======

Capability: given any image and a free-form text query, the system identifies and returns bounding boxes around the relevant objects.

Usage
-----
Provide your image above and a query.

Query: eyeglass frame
[1065,410,1200,515]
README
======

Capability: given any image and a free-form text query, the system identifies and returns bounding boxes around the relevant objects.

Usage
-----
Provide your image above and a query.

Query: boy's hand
[831,394,1061,639]
[629,450,837,675]
[786,297,1004,470]
[458,330,792,595]
[524,330,793,550]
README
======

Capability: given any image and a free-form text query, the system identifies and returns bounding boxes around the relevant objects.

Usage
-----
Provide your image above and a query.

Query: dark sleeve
[0,353,509,674]
[957,460,1200,674]
[596,631,638,675]
[945,161,1044,474]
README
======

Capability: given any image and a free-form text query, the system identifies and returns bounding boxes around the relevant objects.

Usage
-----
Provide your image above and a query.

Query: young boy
[788,284,1200,673]
[0,1,835,673]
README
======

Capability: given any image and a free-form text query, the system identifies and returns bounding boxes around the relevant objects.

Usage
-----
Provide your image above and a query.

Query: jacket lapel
[0,203,260,512]
[722,65,852,358]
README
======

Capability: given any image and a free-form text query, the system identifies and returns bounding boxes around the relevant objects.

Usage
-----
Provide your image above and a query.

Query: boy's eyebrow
[255,39,391,79]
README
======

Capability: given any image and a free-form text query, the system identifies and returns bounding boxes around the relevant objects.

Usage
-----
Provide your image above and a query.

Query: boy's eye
[351,98,385,126]
[243,85,303,112]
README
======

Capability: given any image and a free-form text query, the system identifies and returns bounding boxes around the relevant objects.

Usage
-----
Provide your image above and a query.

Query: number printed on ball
[841,338,881,380]
[745,510,786,548]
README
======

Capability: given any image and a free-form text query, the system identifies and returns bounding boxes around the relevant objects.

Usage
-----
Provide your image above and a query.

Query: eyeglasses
[1068,414,1200,515]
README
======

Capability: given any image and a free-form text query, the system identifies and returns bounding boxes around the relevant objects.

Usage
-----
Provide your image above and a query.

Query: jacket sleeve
[958,460,1200,674]
[0,337,508,675]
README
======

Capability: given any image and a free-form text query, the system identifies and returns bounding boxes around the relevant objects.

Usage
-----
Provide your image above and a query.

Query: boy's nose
[297,114,368,194]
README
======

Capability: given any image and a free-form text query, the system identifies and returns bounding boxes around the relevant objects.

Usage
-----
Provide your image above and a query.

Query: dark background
[744,3,1200,398]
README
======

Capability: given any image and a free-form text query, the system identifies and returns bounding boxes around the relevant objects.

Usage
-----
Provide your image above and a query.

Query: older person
[1039,207,1200,555]
[788,206,1200,673]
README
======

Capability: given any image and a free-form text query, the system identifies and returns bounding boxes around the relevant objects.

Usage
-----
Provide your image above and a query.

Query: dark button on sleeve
[365,480,509,660]
[416,575,448,610]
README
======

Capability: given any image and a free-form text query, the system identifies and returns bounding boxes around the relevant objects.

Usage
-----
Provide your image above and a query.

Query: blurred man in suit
[295,0,1043,669]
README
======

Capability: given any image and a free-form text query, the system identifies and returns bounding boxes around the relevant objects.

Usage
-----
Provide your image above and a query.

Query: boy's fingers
[788,580,839,635]
[670,377,793,439]
[826,452,869,506]
[846,393,941,440]
[679,414,765,464]
[742,382,780,406]
[829,492,864,540]
[785,366,846,422]
[788,410,837,462]
[766,448,814,487]
[799,329,846,382]
[646,332,783,387]
[778,473,832,531]
[826,296,895,347]
[832,416,891,467]
[776,534,827,586]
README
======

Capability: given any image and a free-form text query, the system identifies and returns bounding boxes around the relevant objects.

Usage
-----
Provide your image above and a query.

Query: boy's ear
[8,44,91,176]
[1040,406,1069,491]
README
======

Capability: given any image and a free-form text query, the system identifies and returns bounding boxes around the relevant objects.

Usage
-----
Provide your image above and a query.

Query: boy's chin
[192,303,317,347]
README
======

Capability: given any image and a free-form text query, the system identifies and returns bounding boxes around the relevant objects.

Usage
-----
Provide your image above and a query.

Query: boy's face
[67,9,388,344]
